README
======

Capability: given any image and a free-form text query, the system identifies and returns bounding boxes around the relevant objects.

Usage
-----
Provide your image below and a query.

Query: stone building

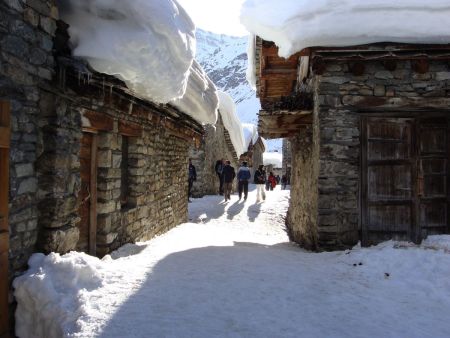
[0,1,211,335]
[189,113,240,197]
[241,123,266,178]
[282,139,291,184]
[252,37,450,251]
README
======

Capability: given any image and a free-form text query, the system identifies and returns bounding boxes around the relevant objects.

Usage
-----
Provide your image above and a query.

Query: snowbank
[13,252,104,338]
[263,151,282,168]
[218,91,246,157]
[171,60,219,124]
[59,0,195,103]
[240,0,450,58]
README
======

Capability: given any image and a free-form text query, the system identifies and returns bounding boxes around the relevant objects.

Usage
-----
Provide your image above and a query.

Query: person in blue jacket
[236,161,251,201]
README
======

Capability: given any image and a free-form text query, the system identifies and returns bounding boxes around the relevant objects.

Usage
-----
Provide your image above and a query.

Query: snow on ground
[14,187,450,338]
[263,151,282,168]
[218,91,246,157]
[241,0,450,58]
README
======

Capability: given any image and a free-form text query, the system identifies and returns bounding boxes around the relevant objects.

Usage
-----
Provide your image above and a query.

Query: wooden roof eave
[258,109,312,140]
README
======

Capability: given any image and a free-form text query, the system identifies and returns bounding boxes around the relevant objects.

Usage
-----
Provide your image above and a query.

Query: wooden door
[362,117,416,245]
[0,102,10,338]
[362,116,450,246]
[418,117,449,237]
[77,132,97,255]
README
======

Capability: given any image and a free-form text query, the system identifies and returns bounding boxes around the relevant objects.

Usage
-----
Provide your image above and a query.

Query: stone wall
[1,2,203,333]
[0,0,58,332]
[189,114,239,197]
[310,58,450,250]
[282,139,292,183]
[286,123,319,250]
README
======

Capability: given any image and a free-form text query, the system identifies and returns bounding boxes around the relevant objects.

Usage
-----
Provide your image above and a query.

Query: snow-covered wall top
[263,152,282,168]
[242,123,259,149]
[218,91,246,158]
[171,60,219,125]
[240,0,450,58]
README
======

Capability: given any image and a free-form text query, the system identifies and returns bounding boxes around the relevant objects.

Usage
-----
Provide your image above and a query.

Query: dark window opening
[120,136,129,209]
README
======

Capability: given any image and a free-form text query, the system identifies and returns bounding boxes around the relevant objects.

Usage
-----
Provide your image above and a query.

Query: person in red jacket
[268,172,277,191]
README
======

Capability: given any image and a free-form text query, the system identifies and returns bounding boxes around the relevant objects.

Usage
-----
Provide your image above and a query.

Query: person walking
[222,160,235,201]
[254,164,266,202]
[236,161,251,201]
[188,159,196,202]
[268,172,277,191]
[215,159,225,195]
[281,175,287,190]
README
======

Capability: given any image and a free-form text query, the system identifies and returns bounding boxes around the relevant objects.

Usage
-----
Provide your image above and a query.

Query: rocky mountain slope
[196,29,281,151]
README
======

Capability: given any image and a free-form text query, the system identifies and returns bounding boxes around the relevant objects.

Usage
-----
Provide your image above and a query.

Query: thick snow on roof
[263,151,282,168]
[171,60,219,125]
[59,0,194,104]
[242,123,258,149]
[241,0,450,58]
[218,91,246,157]
[246,34,257,89]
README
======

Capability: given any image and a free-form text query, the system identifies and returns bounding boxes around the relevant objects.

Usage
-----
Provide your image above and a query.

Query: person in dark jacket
[215,159,225,195]
[188,158,196,202]
[236,161,251,201]
[222,160,235,201]
[254,164,266,202]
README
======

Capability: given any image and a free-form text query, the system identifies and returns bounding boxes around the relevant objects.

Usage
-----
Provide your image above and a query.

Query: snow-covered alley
[13,186,450,338]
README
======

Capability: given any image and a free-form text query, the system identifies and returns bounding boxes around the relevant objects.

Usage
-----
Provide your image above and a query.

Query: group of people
[189,158,289,202]
[215,159,279,202]
[215,159,251,201]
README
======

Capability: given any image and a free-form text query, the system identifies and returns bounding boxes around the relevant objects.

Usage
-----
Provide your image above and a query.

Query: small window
[120,136,129,209]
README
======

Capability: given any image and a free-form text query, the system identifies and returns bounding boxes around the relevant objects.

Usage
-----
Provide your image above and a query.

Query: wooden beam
[82,110,114,132]
[0,101,9,338]
[119,120,142,137]
[0,127,10,149]
[89,134,98,256]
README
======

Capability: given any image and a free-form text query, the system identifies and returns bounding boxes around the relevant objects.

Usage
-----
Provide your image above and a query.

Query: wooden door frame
[80,110,113,256]
[360,112,450,246]
[0,101,10,338]
[81,131,98,256]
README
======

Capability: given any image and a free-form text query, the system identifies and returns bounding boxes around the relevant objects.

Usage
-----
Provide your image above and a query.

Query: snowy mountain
[196,29,282,152]
[196,29,260,125]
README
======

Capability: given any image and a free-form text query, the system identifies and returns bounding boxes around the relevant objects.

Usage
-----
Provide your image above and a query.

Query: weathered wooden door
[362,116,450,246]
[78,132,98,255]
[418,117,449,237]
[0,102,10,338]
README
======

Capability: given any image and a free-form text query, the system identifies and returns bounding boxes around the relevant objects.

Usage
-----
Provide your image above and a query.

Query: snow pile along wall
[59,0,195,103]
[218,91,246,157]
[240,0,450,58]
[263,152,282,168]
[171,60,219,124]
[13,253,104,338]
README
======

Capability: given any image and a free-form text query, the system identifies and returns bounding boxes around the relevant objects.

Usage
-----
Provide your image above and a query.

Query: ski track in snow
[14,186,450,338]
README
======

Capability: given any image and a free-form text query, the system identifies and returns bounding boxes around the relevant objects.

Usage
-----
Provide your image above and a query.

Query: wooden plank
[0,127,10,149]
[360,117,369,246]
[89,134,98,256]
[0,101,9,338]
[82,110,114,132]
[118,120,142,137]
[0,251,8,338]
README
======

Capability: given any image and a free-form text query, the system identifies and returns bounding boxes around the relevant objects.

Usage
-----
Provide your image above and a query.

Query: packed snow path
[14,186,450,338]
